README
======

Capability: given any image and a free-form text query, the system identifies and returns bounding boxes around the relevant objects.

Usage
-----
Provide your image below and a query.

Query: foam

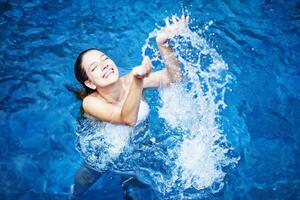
[141,15,239,197]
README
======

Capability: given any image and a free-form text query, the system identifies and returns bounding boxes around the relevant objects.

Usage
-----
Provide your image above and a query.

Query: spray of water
[76,14,239,199]
[140,14,239,198]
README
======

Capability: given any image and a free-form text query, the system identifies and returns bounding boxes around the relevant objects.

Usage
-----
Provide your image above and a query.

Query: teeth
[104,69,113,78]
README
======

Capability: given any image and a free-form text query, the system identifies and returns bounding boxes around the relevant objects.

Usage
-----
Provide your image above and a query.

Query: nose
[103,65,109,71]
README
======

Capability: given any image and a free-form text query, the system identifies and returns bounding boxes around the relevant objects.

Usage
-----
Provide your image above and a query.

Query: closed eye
[100,54,109,61]
[92,65,98,72]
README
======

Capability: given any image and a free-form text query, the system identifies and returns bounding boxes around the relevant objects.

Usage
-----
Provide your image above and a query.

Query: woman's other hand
[156,15,189,46]
[132,56,152,79]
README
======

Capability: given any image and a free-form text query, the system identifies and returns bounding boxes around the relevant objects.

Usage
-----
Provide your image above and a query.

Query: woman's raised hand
[156,14,189,46]
[132,56,152,79]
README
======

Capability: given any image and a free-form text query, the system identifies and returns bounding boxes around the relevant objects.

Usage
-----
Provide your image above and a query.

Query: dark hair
[73,48,99,99]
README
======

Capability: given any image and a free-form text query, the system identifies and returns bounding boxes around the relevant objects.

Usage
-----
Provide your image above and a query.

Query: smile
[103,68,114,79]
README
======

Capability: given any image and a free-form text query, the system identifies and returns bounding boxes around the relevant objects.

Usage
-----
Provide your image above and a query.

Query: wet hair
[73,48,99,99]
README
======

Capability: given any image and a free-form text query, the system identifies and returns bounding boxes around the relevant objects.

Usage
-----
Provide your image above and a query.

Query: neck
[95,78,125,104]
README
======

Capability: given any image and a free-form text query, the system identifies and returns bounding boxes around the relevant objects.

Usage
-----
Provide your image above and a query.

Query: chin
[109,75,119,84]
[102,74,119,87]
[97,67,119,87]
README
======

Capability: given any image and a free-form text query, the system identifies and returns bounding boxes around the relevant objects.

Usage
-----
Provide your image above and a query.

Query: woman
[71,15,189,199]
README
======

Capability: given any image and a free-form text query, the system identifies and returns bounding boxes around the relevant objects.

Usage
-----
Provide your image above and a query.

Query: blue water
[0,0,300,199]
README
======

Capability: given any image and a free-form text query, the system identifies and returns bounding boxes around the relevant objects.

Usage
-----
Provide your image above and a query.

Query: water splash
[76,117,133,171]
[76,15,239,199]
[141,15,239,198]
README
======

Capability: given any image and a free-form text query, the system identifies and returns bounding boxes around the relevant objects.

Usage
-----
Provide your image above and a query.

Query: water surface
[0,0,299,199]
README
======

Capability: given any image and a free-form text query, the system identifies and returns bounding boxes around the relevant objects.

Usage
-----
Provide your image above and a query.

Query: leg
[71,164,103,200]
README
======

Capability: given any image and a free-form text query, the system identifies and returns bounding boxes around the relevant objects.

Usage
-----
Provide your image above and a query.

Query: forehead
[82,50,105,67]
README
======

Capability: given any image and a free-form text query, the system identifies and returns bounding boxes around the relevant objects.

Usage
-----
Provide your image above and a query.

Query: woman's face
[82,50,119,89]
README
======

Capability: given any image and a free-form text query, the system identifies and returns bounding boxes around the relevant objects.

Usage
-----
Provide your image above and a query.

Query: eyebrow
[100,53,107,61]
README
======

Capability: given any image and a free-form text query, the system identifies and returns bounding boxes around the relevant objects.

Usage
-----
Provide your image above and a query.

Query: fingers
[159,15,189,41]
[143,56,152,73]
[133,56,152,79]
[133,67,147,78]
[165,18,170,29]
[172,16,178,25]
[185,15,189,25]
[180,14,189,25]
[166,15,189,27]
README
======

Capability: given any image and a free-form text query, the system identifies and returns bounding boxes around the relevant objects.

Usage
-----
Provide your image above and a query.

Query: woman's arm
[156,37,182,83]
[143,15,189,88]
[120,74,143,126]
[121,56,152,125]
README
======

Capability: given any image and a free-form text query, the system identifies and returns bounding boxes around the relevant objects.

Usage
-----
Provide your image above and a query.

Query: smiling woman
[71,15,189,199]
[1,0,299,199]
[81,50,119,88]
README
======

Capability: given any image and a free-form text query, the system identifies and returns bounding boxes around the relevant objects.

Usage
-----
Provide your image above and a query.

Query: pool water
[0,0,299,199]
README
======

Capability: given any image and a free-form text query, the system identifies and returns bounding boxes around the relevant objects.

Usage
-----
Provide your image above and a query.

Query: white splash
[142,14,239,198]
[77,120,133,171]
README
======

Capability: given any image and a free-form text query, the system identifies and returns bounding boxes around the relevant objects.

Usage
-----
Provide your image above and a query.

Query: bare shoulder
[82,94,103,114]
[82,94,124,124]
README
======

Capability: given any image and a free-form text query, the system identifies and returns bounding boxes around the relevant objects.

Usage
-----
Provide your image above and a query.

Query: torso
[83,74,147,123]
[83,98,149,124]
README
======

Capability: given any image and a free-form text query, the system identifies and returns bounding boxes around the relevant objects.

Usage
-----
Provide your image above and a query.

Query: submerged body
[77,99,150,172]
[72,15,189,199]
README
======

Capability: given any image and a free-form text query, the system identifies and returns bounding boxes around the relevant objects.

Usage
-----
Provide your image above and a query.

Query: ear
[84,80,96,90]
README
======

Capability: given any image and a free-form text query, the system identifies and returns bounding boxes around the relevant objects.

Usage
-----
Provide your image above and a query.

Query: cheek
[113,66,119,75]
[86,71,97,81]
[86,71,102,84]
[110,61,117,69]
